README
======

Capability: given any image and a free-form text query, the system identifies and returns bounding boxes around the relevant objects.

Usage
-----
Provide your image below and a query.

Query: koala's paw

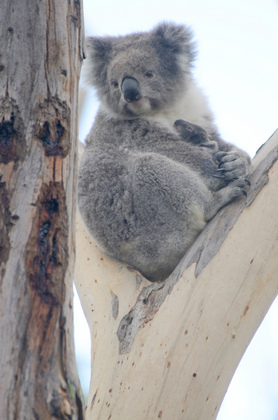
[207,178,250,221]
[213,151,250,181]
[226,178,250,199]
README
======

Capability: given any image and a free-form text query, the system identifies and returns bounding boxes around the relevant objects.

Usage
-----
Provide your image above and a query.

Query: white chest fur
[145,81,214,133]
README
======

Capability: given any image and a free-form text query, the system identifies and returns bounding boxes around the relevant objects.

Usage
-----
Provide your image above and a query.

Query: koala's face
[106,45,164,117]
[85,23,196,118]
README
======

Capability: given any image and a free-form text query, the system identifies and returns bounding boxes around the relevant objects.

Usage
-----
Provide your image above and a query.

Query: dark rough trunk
[0,1,84,418]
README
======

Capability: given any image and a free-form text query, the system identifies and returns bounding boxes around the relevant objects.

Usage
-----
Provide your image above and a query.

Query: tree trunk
[75,130,278,420]
[0,1,84,418]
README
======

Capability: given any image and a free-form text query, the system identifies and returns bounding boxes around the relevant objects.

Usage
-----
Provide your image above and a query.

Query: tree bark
[0,1,84,418]
[75,130,278,420]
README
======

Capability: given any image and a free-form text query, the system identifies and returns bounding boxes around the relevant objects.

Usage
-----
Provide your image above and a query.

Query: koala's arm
[148,134,250,184]
[173,119,251,181]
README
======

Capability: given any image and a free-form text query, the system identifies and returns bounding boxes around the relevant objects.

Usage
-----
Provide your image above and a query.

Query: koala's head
[84,22,196,118]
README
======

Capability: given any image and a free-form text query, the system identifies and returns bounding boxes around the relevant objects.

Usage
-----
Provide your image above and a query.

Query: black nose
[121,77,141,103]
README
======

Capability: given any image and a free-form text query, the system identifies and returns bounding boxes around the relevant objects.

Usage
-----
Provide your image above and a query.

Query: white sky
[75,0,278,418]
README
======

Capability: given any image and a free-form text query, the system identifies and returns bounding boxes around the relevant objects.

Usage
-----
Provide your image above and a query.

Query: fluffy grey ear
[86,37,113,61]
[83,37,113,88]
[151,22,197,65]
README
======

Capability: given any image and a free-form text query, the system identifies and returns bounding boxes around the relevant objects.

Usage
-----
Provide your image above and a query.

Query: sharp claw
[212,174,227,179]
[241,189,247,197]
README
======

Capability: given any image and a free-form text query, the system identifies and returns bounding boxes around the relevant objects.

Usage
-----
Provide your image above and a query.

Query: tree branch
[75,130,278,420]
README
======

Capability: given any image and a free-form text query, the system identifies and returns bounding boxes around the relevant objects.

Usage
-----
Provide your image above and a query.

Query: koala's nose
[121,77,141,103]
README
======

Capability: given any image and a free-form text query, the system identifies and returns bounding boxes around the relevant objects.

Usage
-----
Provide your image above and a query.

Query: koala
[78,22,251,282]
[174,119,218,154]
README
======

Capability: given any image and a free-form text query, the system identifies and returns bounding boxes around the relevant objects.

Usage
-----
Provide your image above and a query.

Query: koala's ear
[86,37,113,60]
[151,22,196,64]
[83,37,113,87]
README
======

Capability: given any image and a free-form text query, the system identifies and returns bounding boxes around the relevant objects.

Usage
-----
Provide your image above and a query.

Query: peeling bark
[34,98,71,158]
[0,99,26,164]
[0,0,84,419]
[25,182,68,303]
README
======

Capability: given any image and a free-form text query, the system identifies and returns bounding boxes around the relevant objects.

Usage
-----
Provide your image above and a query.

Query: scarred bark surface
[0,1,84,418]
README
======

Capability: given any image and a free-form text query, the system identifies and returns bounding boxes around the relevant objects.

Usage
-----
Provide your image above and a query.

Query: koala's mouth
[126,97,151,115]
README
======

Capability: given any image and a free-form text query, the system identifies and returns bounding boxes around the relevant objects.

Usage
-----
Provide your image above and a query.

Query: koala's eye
[112,81,119,88]
[145,71,154,78]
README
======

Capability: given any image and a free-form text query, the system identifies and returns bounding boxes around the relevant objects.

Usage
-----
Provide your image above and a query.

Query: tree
[0,1,85,418]
[75,129,278,419]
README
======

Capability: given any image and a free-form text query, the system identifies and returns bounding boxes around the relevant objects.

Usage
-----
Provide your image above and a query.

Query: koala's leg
[122,154,247,281]
[129,153,214,281]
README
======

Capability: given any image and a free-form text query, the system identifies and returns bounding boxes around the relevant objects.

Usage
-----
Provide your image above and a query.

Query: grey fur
[78,22,251,282]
